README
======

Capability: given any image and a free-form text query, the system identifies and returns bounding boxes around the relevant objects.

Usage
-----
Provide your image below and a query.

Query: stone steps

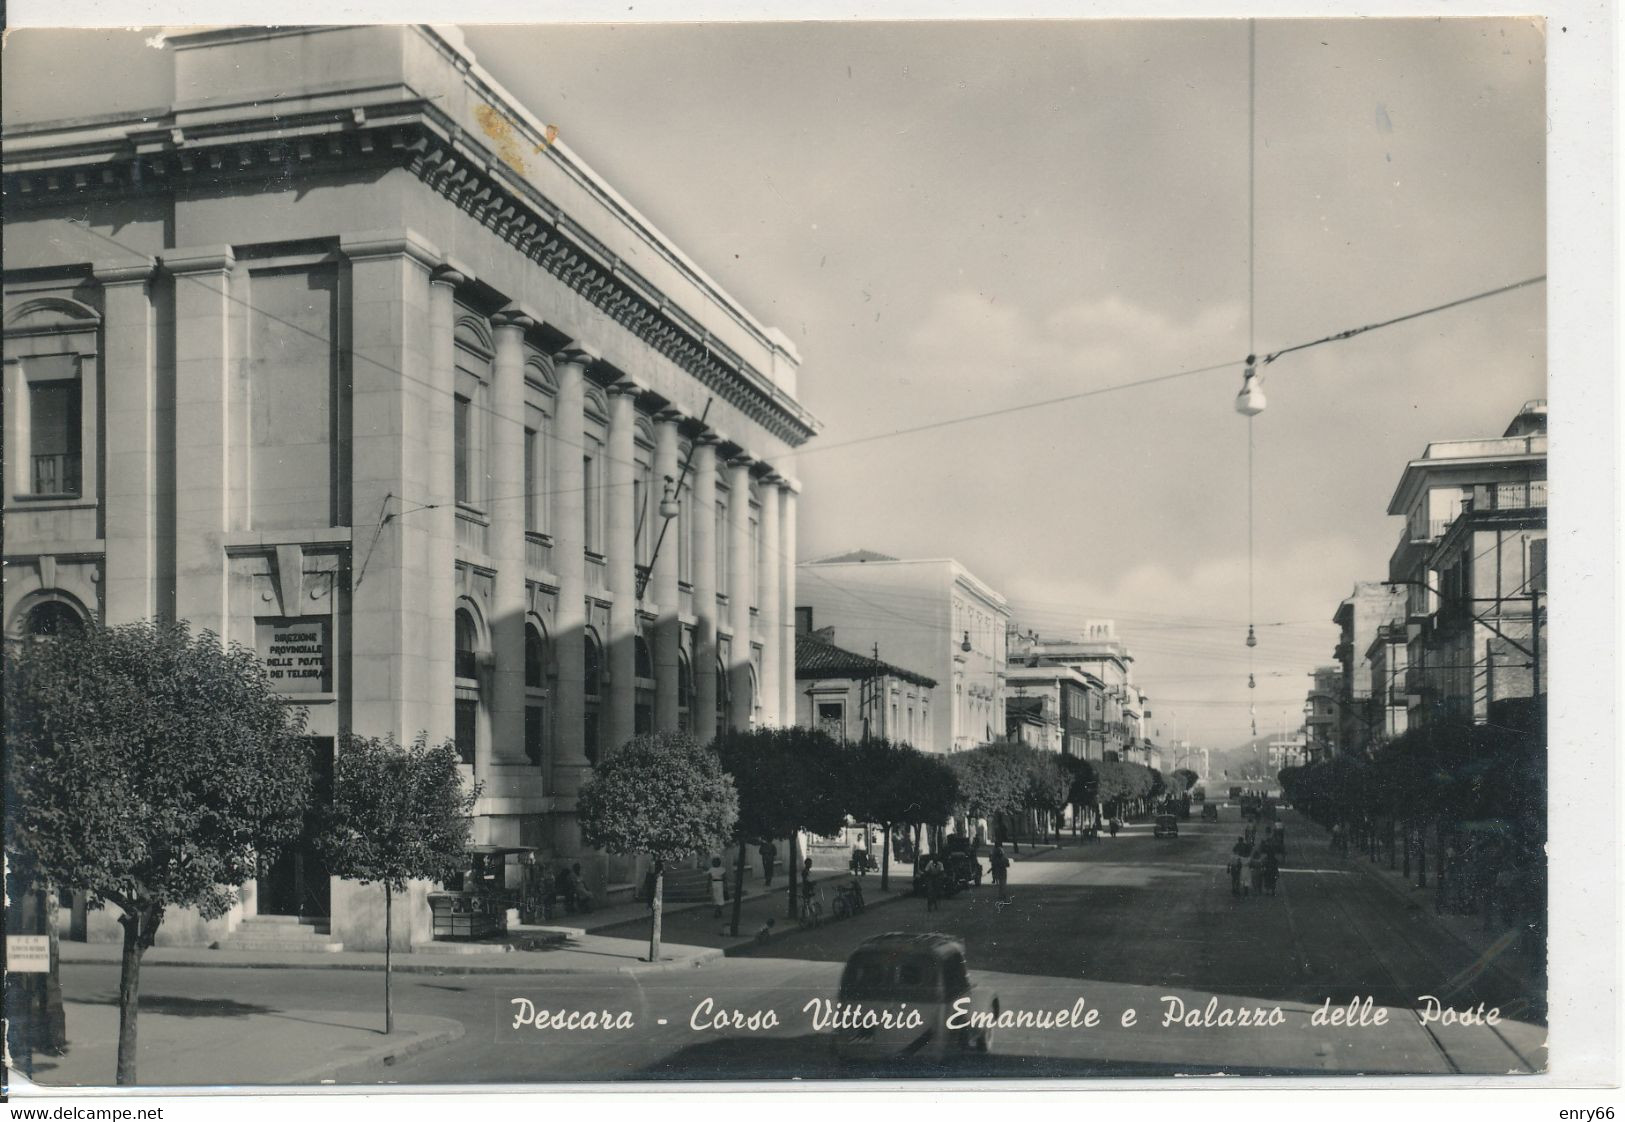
[216,914,344,953]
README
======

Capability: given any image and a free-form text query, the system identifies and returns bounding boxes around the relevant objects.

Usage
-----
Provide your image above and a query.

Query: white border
[2,0,1618,1102]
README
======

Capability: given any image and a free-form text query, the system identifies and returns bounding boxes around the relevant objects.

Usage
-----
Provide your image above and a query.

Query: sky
[0,17,1548,749]
[456,18,1547,748]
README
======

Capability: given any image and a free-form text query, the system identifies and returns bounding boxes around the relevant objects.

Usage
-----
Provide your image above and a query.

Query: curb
[285,1016,467,1084]
[59,947,724,977]
[720,880,926,957]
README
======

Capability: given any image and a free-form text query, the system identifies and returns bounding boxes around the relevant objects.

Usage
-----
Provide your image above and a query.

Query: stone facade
[3,26,817,948]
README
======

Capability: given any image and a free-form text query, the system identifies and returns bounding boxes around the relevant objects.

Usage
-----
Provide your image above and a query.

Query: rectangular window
[750,511,761,608]
[584,452,601,553]
[29,379,81,496]
[818,701,844,741]
[524,427,538,532]
[715,497,730,589]
[454,396,472,505]
[455,698,477,766]
[525,704,544,767]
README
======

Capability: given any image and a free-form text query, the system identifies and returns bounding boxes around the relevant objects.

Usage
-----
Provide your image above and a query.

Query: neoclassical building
[2,25,817,948]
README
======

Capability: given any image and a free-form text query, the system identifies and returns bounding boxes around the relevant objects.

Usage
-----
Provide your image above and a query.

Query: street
[50,810,1544,1084]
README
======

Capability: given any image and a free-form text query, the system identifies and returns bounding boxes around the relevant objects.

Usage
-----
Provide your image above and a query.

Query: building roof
[795,632,937,688]
[806,549,900,564]
[1006,696,1047,720]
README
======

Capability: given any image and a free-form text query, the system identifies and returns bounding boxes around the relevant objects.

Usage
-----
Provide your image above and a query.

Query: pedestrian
[1263,846,1280,896]
[989,844,1010,901]
[1248,847,1265,897]
[923,855,944,912]
[708,855,727,919]
[1229,835,1250,897]
[758,839,777,887]
[801,856,814,889]
[1108,817,1119,839]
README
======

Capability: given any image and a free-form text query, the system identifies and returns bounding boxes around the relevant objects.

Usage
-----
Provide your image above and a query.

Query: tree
[846,738,958,890]
[948,744,1026,840]
[579,732,738,961]
[1019,749,1071,843]
[713,726,848,921]
[4,621,312,1085]
[1060,756,1098,833]
[319,733,477,1034]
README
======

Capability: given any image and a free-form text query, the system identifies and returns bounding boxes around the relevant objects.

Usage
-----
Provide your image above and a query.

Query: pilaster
[95,258,159,625]
[651,410,683,730]
[550,349,594,816]
[489,310,534,768]
[605,380,640,754]
[339,229,441,740]
[727,453,755,729]
[778,478,800,726]
[166,246,235,640]
[690,435,720,742]
[757,468,781,727]
[424,264,467,749]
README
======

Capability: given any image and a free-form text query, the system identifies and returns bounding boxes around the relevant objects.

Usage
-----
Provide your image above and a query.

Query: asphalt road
[56,809,1545,1084]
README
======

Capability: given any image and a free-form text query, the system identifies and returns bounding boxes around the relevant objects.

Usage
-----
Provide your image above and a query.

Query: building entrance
[256,737,333,917]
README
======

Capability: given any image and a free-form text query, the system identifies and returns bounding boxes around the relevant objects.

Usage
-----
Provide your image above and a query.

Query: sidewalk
[13,1000,463,1088]
[59,931,723,976]
[1293,815,1547,1018]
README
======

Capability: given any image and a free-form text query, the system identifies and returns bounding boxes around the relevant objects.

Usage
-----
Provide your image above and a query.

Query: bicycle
[798,886,824,928]
[832,880,865,919]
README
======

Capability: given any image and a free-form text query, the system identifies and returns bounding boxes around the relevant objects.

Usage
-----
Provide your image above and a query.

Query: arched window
[584,630,603,765]
[453,608,480,767]
[455,610,479,681]
[677,650,694,733]
[25,601,85,638]
[525,623,548,769]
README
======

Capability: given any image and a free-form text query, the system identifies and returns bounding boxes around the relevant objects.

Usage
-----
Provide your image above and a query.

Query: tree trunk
[729,842,747,937]
[786,830,799,920]
[115,905,155,1085]
[41,884,66,1053]
[649,863,665,962]
[384,882,394,1035]
[880,822,892,892]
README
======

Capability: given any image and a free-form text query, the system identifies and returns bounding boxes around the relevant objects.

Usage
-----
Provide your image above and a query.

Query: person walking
[989,844,1011,902]
[923,854,944,912]
[1108,817,1119,839]
[1248,846,1265,898]
[1229,835,1249,897]
[758,839,777,888]
[708,855,727,919]
[1263,846,1280,896]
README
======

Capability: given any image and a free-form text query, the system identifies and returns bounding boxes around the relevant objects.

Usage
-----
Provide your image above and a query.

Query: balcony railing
[31,453,81,496]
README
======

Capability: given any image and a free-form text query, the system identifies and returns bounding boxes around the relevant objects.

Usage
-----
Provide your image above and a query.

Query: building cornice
[4,98,820,447]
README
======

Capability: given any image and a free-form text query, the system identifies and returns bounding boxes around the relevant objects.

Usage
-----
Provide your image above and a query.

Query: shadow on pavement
[637,1033,1331,1081]
[78,993,279,1018]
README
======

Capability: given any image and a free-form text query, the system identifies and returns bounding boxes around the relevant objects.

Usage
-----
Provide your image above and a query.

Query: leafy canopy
[845,737,958,827]
[579,731,739,863]
[4,621,312,919]
[320,733,478,891]
[712,726,849,839]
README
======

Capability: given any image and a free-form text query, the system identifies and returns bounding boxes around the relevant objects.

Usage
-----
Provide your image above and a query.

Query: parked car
[1200,803,1220,822]
[833,933,998,1063]
[1153,813,1179,838]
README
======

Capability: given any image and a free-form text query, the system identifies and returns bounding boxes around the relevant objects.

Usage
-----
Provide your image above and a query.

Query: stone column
[167,246,235,641]
[424,265,465,750]
[778,479,799,725]
[489,311,534,768]
[550,349,594,839]
[605,381,640,754]
[690,435,720,742]
[727,454,755,730]
[651,411,682,730]
[95,258,159,626]
[756,470,781,727]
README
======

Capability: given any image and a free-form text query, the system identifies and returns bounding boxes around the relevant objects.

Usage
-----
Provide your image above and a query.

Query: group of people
[521,859,592,920]
[1228,823,1284,898]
